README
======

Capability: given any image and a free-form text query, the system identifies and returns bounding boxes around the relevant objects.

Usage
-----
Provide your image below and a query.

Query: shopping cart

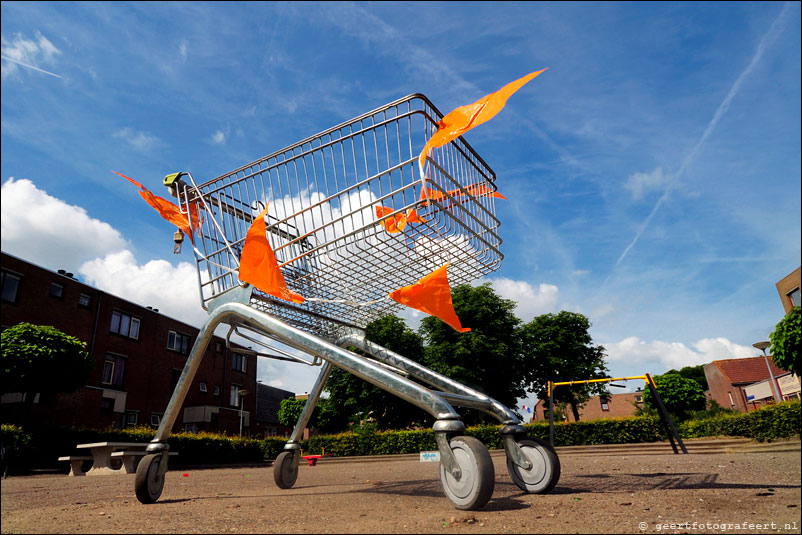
[134,94,560,510]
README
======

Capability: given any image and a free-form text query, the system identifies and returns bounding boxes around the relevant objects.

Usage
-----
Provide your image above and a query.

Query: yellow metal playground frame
[546,373,687,454]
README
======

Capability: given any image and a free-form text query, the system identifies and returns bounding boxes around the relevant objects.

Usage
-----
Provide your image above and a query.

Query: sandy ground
[1,451,800,534]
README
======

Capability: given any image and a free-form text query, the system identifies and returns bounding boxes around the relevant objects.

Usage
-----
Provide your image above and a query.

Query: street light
[752,341,781,403]
[238,389,249,437]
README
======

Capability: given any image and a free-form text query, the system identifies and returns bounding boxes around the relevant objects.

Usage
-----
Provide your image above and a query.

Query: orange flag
[389,264,470,333]
[417,68,547,196]
[238,204,305,304]
[375,206,427,234]
[115,171,199,243]
[419,183,505,203]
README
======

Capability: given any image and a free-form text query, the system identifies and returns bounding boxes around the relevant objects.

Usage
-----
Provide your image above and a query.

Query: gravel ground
[1,451,800,534]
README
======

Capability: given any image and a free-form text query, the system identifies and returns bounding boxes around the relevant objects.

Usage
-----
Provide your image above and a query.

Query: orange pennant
[115,171,200,243]
[417,68,547,184]
[388,264,470,333]
[375,206,427,234]
[238,204,304,304]
[419,183,506,203]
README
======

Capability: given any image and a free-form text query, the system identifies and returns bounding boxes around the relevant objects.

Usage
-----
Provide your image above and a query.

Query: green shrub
[1,424,33,475]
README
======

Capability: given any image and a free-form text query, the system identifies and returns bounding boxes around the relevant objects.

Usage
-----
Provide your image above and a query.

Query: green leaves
[1,323,93,396]
[769,306,800,376]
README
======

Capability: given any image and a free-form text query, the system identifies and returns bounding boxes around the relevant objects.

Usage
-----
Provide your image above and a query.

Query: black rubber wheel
[439,436,495,510]
[506,436,560,494]
[135,453,165,504]
[273,451,299,489]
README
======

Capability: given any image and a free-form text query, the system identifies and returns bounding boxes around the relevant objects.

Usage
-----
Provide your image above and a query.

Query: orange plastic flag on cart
[375,206,427,234]
[419,183,506,203]
[238,204,305,304]
[417,68,547,195]
[389,264,470,333]
[115,171,198,243]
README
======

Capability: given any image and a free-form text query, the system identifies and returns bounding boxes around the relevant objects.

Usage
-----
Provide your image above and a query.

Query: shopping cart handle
[163,172,186,187]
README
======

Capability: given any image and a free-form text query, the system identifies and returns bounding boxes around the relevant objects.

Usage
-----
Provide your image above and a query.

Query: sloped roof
[710,356,786,385]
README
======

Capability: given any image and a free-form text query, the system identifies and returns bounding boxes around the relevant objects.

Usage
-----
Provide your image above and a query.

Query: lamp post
[255,380,263,438]
[752,341,781,403]
[238,389,249,437]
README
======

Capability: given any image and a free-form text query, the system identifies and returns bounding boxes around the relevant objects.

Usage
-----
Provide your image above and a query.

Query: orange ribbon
[375,206,427,234]
[389,264,470,333]
[417,68,547,200]
[419,183,506,203]
[115,171,199,243]
[238,204,305,304]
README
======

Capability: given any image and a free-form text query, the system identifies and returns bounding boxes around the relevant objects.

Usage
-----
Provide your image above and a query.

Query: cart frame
[134,94,560,510]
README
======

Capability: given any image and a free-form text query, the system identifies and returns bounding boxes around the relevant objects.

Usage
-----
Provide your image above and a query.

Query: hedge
[2,401,798,474]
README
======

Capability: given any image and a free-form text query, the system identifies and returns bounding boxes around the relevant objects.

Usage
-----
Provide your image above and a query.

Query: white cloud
[178,39,188,60]
[79,250,206,328]
[485,278,560,321]
[624,167,671,200]
[1,31,61,79]
[604,335,756,371]
[113,127,161,151]
[210,130,226,145]
[1,177,128,271]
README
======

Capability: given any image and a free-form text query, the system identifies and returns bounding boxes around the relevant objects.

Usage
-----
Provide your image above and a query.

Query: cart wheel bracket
[435,431,462,480]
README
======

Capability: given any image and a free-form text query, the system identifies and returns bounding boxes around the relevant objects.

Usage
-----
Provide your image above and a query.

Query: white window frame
[101,353,126,387]
[600,398,610,411]
[168,329,192,355]
[78,293,92,308]
[200,382,208,393]
[110,310,140,339]
[232,352,248,373]
[151,413,162,427]
[49,282,64,299]
[1,270,22,303]
[230,384,242,407]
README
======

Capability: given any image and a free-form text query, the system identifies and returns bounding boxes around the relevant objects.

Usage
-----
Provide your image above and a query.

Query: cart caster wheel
[439,436,495,510]
[507,436,560,494]
[273,451,299,489]
[135,453,165,504]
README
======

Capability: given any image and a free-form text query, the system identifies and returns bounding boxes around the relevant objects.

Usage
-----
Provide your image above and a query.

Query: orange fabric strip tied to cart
[389,264,470,333]
[417,68,547,201]
[375,206,427,234]
[115,171,199,243]
[238,204,305,304]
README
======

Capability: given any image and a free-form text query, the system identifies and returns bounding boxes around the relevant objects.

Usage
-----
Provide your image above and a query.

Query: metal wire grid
[179,94,503,336]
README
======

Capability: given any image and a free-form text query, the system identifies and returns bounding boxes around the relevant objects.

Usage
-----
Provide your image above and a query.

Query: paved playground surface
[2,450,800,534]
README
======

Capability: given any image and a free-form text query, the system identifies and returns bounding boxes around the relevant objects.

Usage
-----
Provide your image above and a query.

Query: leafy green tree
[276,396,347,434]
[277,397,306,429]
[325,315,431,430]
[769,306,800,376]
[420,284,526,425]
[664,364,708,391]
[643,373,706,420]
[1,323,93,400]
[519,311,609,422]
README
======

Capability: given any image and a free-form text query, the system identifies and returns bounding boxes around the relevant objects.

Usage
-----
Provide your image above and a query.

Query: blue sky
[2,2,800,415]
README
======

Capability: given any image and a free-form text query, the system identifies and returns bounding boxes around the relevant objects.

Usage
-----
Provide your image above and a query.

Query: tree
[769,306,800,377]
[325,315,431,430]
[420,284,526,425]
[519,311,609,422]
[277,397,306,429]
[664,364,708,391]
[642,373,706,420]
[1,323,94,400]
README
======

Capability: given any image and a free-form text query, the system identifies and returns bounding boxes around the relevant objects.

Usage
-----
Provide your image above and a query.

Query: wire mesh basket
[175,94,503,337]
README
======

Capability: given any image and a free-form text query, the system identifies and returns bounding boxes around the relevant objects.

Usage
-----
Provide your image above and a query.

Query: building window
[728,391,735,408]
[100,398,114,411]
[101,354,126,387]
[49,282,64,299]
[78,293,92,308]
[110,310,140,339]
[600,398,610,411]
[634,395,643,403]
[232,353,247,373]
[125,411,139,427]
[185,423,197,433]
[1,270,21,304]
[150,413,162,427]
[230,384,243,407]
[215,342,223,353]
[213,385,220,396]
[168,329,192,355]
[788,287,801,308]
[200,382,208,393]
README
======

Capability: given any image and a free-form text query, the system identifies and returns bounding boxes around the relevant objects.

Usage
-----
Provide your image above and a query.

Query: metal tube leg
[285,361,333,449]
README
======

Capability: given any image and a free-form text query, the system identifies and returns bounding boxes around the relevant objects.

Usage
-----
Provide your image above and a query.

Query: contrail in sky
[603,1,792,286]
[1,55,62,79]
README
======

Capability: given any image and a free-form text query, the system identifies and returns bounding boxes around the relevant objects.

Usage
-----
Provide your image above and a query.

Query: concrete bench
[57,456,94,477]
[110,450,177,474]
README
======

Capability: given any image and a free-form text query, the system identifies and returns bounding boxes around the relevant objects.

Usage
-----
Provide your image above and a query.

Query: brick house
[703,356,787,413]
[531,391,645,422]
[775,267,801,314]
[1,251,290,436]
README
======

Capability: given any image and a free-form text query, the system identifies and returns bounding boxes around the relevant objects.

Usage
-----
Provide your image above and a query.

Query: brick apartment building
[775,267,801,314]
[1,251,291,436]
[531,391,645,422]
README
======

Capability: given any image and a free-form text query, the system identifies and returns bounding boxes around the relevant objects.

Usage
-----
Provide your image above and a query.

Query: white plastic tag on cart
[419,451,440,462]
